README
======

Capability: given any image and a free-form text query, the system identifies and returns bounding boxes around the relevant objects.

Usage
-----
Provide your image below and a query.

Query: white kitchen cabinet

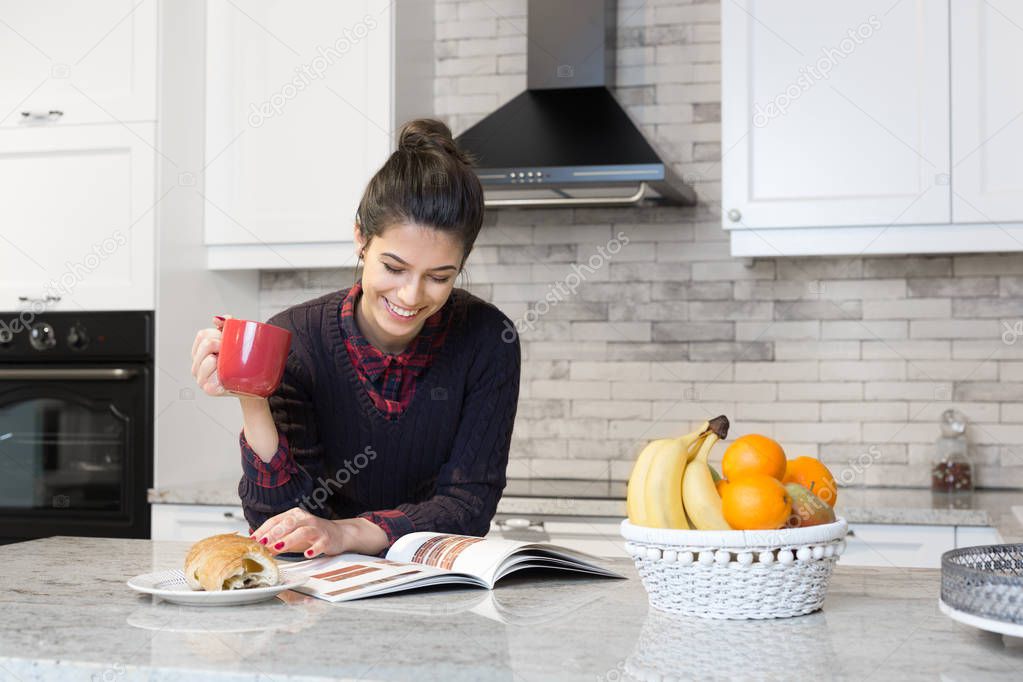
[954,525,1002,548]
[151,503,252,542]
[950,0,1023,224]
[838,523,1002,569]
[0,123,155,311]
[722,0,1023,256]
[722,0,950,232]
[204,0,434,270]
[0,0,157,127]
[840,523,955,569]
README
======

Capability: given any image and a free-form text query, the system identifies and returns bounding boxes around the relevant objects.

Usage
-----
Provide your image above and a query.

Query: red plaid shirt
[340,280,451,419]
[240,281,452,548]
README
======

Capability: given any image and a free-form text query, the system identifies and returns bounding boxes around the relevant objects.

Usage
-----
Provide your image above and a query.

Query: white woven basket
[621,517,848,620]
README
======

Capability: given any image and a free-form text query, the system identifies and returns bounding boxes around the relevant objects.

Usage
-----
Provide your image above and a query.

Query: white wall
[154,0,261,488]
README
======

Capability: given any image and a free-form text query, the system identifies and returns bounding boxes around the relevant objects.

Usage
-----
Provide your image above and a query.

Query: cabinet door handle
[223,511,237,519]
[0,367,137,380]
[18,294,61,303]
[20,110,63,122]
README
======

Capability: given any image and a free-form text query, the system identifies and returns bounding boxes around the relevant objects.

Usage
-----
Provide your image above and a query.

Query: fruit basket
[621,517,848,620]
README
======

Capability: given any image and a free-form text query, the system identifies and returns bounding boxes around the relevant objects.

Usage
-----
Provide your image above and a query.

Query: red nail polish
[305,549,314,557]
[274,541,285,550]
[259,537,268,545]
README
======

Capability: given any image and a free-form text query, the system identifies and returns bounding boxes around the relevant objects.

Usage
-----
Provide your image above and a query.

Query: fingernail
[305,549,314,557]
[274,541,285,550]
[214,315,226,322]
[259,537,268,545]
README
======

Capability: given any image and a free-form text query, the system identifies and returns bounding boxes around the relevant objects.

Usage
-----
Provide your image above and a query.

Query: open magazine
[278,531,625,603]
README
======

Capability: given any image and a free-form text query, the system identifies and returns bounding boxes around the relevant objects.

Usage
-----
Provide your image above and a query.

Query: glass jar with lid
[931,409,973,493]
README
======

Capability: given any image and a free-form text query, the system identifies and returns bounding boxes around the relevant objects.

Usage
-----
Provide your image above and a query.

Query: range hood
[455,0,696,208]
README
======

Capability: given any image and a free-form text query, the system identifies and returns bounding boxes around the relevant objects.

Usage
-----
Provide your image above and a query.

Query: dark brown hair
[355,119,484,270]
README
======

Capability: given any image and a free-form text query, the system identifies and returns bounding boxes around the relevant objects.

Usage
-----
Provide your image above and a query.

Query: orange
[783,457,838,507]
[709,465,726,495]
[721,434,787,482]
[721,474,793,530]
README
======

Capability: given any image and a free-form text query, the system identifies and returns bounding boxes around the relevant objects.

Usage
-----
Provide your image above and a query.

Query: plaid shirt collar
[339,280,448,382]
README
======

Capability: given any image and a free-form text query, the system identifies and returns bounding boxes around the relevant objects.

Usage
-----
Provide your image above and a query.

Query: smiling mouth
[383,297,423,320]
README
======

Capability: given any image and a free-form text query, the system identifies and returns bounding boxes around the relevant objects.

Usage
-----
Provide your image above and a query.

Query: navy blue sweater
[238,287,521,543]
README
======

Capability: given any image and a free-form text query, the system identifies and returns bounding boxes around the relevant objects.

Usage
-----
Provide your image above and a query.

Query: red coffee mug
[217,319,292,398]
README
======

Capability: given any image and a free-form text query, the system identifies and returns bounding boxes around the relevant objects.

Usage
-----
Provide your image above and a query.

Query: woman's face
[353,222,463,354]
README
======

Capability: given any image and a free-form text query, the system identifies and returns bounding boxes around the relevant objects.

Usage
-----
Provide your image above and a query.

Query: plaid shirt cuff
[240,430,294,488]
[358,509,415,552]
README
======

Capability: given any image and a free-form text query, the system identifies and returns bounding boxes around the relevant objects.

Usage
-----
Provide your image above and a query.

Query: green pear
[785,482,836,528]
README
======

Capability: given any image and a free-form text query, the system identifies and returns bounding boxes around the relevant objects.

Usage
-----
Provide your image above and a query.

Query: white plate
[127,569,308,606]
[939,599,1023,639]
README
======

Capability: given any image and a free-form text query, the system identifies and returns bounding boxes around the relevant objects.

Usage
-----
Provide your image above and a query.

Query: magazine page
[282,551,485,603]
[386,532,533,585]
[496,545,625,580]
[385,533,624,586]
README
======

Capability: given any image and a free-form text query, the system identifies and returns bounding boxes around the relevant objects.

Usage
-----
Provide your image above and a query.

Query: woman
[190,119,521,559]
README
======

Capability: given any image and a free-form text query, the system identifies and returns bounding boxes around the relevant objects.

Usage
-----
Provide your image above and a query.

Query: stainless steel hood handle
[484,182,649,208]
[0,368,138,380]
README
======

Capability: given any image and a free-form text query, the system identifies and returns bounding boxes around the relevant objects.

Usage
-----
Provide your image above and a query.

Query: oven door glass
[0,397,127,512]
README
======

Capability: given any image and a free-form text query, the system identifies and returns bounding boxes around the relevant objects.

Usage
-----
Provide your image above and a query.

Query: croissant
[184,533,281,591]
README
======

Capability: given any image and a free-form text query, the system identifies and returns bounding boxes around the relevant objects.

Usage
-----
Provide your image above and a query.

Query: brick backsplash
[259,0,1023,489]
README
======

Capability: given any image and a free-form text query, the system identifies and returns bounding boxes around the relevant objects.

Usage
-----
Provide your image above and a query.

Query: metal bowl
[940,543,1023,634]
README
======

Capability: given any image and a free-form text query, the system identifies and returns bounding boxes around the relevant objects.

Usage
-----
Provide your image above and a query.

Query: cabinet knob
[727,208,742,223]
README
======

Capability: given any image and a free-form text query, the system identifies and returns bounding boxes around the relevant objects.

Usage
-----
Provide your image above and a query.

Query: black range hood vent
[455,0,696,208]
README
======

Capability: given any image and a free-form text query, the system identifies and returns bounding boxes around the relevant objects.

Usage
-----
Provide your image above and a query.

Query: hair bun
[398,118,474,166]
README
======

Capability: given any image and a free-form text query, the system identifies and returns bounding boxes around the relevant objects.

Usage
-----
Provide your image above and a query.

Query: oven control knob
[0,328,13,348]
[29,322,56,351]
[67,323,89,351]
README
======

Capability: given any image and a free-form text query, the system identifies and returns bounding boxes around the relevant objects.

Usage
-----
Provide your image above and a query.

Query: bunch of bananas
[626,415,731,530]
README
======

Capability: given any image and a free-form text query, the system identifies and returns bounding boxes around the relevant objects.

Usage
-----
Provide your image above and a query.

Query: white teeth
[386,299,418,318]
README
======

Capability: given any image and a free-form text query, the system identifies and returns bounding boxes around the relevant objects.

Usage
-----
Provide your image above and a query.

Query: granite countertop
[150,478,1023,542]
[1,536,1021,681]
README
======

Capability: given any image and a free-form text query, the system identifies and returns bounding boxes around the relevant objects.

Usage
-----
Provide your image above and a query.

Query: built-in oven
[0,311,153,544]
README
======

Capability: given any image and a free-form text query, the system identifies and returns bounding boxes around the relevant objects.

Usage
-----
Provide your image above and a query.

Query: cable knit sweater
[237,286,521,548]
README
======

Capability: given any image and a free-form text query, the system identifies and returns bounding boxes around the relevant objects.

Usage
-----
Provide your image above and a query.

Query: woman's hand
[250,507,389,558]
[190,314,231,397]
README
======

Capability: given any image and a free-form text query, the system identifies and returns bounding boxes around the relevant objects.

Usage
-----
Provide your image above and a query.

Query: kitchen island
[1,537,1021,680]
